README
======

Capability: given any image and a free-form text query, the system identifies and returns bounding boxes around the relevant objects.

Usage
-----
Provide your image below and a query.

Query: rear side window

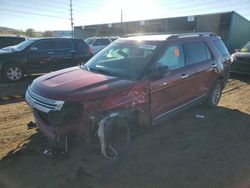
[111,37,118,42]
[75,39,90,51]
[183,41,212,65]
[212,39,229,56]
[93,39,110,46]
[53,40,73,50]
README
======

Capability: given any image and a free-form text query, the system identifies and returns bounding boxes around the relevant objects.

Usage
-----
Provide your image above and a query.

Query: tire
[206,79,223,107]
[2,64,24,82]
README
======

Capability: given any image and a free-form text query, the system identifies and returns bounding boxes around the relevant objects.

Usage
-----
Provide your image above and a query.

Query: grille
[35,102,83,127]
[25,86,64,113]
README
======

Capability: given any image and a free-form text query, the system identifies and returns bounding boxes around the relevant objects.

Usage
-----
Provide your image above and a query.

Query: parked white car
[85,36,118,54]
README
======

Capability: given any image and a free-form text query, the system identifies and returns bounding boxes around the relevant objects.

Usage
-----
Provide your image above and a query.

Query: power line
[156,0,250,13]
[0,0,249,29]
[73,0,103,7]
[10,0,69,8]
[73,3,104,12]
[0,8,68,19]
[2,2,69,15]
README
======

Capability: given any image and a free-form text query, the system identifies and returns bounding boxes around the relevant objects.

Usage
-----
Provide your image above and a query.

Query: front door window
[156,44,185,71]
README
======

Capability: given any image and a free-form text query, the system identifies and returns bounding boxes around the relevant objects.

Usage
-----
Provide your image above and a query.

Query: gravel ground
[0,76,249,188]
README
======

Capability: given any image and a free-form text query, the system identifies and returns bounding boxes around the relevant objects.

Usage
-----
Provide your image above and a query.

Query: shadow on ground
[1,106,250,188]
[230,73,250,84]
[0,75,40,97]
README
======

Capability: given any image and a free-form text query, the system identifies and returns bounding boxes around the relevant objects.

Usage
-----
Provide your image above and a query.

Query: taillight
[88,48,93,54]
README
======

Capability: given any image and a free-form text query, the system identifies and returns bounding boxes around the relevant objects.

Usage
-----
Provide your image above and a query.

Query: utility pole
[121,9,126,35]
[69,0,74,38]
[121,9,123,22]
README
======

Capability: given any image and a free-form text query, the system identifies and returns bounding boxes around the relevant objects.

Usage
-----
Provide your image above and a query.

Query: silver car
[85,36,118,54]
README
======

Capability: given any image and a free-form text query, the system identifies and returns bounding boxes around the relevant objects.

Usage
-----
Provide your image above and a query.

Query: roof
[121,32,218,41]
[122,35,172,41]
[26,37,74,41]
[86,36,119,39]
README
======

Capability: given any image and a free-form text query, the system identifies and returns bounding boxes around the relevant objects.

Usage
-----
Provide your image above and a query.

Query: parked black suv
[0,36,25,49]
[0,38,93,82]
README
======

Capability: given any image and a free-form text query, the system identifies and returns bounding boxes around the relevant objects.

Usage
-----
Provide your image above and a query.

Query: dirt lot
[0,75,250,188]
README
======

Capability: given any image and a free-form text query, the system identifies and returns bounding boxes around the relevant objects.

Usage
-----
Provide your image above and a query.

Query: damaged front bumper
[33,110,89,141]
[26,86,89,141]
[26,86,64,113]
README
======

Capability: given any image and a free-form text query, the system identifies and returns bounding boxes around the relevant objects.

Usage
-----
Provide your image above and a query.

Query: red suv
[26,33,231,158]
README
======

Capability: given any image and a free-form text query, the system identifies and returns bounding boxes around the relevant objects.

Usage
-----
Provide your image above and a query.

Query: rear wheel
[3,64,24,82]
[206,79,223,107]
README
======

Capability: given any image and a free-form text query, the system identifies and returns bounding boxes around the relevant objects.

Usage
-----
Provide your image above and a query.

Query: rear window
[212,39,229,56]
[53,40,73,50]
[85,38,94,45]
[93,39,110,46]
[183,41,212,65]
[74,39,90,52]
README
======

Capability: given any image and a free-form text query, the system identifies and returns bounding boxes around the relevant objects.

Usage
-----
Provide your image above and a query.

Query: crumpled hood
[31,67,134,101]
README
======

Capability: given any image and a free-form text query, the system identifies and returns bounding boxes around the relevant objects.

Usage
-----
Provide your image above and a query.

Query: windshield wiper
[89,67,111,76]
[81,64,90,71]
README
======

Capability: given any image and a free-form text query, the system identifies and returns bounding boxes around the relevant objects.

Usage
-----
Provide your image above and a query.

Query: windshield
[85,38,94,45]
[12,39,35,51]
[240,41,250,52]
[82,41,158,80]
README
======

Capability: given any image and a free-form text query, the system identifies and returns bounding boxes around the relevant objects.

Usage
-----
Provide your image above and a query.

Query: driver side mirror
[151,66,170,80]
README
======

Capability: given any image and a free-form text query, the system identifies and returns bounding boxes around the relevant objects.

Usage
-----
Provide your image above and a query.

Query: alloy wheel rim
[6,67,22,81]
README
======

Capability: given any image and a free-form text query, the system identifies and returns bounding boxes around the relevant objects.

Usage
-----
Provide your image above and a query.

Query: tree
[25,28,35,37]
[43,30,53,37]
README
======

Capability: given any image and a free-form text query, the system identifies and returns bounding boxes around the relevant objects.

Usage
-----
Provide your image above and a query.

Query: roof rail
[167,32,217,40]
[123,32,169,38]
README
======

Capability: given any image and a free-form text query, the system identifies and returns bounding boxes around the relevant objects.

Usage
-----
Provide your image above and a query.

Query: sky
[0,0,250,31]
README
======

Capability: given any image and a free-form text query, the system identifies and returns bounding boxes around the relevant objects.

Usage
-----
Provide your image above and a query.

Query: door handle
[181,74,189,79]
[70,50,76,53]
[47,51,54,54]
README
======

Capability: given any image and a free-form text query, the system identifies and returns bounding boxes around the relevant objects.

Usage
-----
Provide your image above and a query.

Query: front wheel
[206,79,223,107]
[3,64,24,82]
